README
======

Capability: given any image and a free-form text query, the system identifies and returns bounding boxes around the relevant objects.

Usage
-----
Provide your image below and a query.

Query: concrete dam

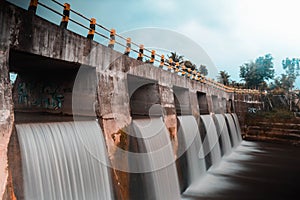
[1,1,300,199]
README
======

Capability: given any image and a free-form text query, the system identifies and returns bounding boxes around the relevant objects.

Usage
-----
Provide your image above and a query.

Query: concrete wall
[0,1,258,199]
[234,92,263,134]
[0,1,16,198]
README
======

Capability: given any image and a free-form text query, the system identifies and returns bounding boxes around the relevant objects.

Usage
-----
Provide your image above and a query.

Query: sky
[7,0,300,88]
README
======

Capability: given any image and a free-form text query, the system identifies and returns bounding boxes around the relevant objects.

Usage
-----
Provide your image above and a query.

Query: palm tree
[218,70,230,85]
[168,52,184,64]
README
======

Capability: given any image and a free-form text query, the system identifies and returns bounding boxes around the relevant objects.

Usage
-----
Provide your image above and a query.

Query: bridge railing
[26,0,260,95]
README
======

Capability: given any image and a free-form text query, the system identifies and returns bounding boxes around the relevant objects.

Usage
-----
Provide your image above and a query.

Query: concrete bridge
[0,1,263,199]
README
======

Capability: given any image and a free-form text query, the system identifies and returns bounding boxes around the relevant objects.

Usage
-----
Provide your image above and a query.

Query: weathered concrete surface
[234,92,263,134]
[0,1,256,199]
[0,1,14,198]
[5,128,21,200]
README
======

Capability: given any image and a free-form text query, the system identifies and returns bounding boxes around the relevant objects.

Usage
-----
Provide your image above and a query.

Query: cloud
[176,20,247,80]
[175,0,300,87]
[154,0,178,11]
[8,0,300,87]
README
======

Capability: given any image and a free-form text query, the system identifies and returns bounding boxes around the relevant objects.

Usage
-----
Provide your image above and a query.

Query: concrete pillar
[220,98,227,114]
[0,45,14,199]
[211,95,220,114]
[97,71,131,200]
[206,95,214,114]
[0,2,15,197]
[189,91,200,120]
[158,84,178,158]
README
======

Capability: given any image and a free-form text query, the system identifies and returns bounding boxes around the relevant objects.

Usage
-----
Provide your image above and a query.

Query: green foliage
[184,60,193,68]
[199,65,208,76]
[272,74,294,93]
[168,52,184,64]
[217,70,230,85]
[230,80,245,88]
[281,57,300,89]
[269,58,299,108]
[183,60,197,70]
[167,51,209,75]
[246,108,295,124]
[239,54,275,89]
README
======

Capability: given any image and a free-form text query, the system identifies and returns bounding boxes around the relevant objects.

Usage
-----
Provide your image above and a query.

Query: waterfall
[177,116,206,184]
[231,113,242,142]
[200,115,222,168]
[214,114,232,156]
[225,114,240,147]
[16,121,113,200]
[132,117,181,200]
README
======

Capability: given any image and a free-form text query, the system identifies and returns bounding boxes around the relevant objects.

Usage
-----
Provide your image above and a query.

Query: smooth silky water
[177,116,206,184]
[231,113,243,142]
[183,113,245,198]
[132,117,181,200]
[214,114,232,156]
[16,113,266,200]
[16,121,113,200]
[200,115,222,168]
[225,113,240,147]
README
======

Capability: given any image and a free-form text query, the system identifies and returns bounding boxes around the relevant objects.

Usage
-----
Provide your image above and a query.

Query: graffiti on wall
[16,80,71,111]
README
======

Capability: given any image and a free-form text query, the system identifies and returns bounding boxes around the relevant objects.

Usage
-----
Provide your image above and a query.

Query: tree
[270,77,286,94]
[183,60,197,70]
[168,52,184,64]
[184,60,192,68]
[279,58,300,110]
[217,70,230,85]
[199,65,208,76]
[282,58,300,89]
[239,54,275,89]
[295,91,300,109]
[278,74,293,92]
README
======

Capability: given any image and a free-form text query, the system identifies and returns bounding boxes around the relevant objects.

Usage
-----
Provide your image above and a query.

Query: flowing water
[200,115,222,168]
[177,115,206,184]
[183,141,300,199]
[183,113,246,198]
[16,113,247,199]
[214,114,232,156]
[16,121,113,200]
[225,113,240,147]
[231,113,242,142]
[132,117,181,200]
